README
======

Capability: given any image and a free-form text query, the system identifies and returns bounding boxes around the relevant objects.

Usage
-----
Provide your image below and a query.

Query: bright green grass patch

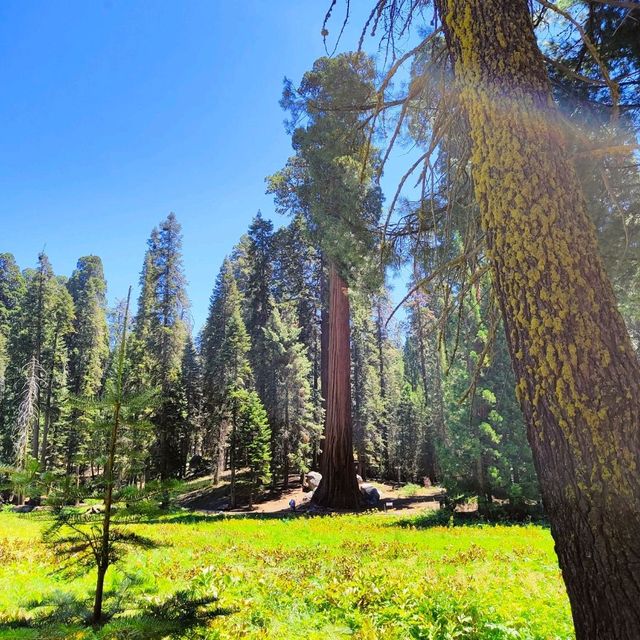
[0,510,573,639]
[397,483,422,497]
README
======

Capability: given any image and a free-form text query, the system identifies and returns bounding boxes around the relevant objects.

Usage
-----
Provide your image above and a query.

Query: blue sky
[1,1,414,330]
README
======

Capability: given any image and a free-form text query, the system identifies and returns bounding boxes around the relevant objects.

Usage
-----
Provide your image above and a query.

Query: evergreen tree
[272,216,324,465]
[181,336,204,467]
[393,383,429,483]
[0,254,25,400]
[44,288,156,624]
[25,253,55,460]
[350,292,384,480]
[38,279,74,470]
[133,213,190,478]
[263,303,319,487]
[64,256,109,476]
[243,213,275,407]
[67,256,109,397]
[201,259,252,498]
[403,288,444,483]
[231,388,271,506]
[0,254,25,458]
[4,254,73,463]
[130,246,158,389]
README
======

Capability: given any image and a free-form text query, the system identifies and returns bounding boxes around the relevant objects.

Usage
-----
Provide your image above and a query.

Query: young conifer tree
[45,288,156,625]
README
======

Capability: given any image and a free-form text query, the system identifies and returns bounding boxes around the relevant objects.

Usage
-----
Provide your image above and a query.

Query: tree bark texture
[313,262,361,508]
[435,0,640,636]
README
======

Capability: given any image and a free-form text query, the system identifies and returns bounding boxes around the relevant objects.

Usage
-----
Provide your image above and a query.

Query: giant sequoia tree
[428,0,640,636]
[269,53,382,508]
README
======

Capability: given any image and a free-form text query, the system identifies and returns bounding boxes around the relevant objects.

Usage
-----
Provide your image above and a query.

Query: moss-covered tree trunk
[313,262,361,508]
[435,0,640,636]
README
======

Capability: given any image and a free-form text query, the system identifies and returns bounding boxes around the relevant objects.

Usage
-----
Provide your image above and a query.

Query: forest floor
[0,503,573,640]
[179,473,445,515]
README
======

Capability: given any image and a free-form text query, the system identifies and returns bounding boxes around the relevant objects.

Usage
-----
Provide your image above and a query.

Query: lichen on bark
[435,0,640,637]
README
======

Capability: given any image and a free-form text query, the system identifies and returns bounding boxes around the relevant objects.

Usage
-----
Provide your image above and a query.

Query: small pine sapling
[44,288,158,625]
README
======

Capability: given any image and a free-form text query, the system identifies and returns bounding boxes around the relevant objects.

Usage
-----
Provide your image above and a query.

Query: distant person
[289,498,296,512]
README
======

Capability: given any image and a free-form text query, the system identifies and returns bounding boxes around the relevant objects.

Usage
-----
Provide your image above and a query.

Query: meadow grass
[0,509,573,639]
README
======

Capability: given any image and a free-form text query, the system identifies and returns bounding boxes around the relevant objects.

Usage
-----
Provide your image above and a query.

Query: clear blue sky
[0,1,412,331]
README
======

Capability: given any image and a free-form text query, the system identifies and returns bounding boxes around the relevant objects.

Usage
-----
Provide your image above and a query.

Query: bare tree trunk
[40,324,61,471]
[436,1,640,636]
[412,297,438,481]
[312,262,361,509]
[229,404,237,509]
[31,264,46,460]
[213,419,227,485]
[283,387,290,489]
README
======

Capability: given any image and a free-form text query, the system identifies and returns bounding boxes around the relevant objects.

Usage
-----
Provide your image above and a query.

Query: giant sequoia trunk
[435,1,640,637]
[312,262,361,508]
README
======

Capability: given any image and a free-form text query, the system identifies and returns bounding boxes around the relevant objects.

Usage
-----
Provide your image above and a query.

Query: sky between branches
[1,0,419,330]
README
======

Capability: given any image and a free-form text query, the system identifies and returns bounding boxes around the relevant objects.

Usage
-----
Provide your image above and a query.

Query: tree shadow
[179,474,305,512]
[136,508,309,525]
[1,583,232,639]
[138,495,444,525]
[386,508,549,530]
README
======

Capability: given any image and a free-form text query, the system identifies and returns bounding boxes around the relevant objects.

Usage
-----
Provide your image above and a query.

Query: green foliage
[67,256,109,398]
[0,253,76,467]
[350,291,391,479]
[132,213,191,479]
[0,253,25,442]
[63,256,110,477]
[134,214,189,384]
[230,388,271,486]
[263,303,319,481]
[268,52,383,288]
[242,213,275,402]
[392,384,430,483]
[398,482,422,498]
[201,259,253,483]
[435,281,538,511]
[0,510,573,639]
[42,508,157,579]
[43,291,159,624]
[0,456,59,502]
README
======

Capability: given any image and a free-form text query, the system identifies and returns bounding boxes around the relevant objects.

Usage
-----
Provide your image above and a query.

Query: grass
[397,483,422,498]
[0,508,574,639]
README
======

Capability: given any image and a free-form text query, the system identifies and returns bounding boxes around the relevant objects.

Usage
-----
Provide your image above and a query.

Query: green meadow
[0,510,573,639]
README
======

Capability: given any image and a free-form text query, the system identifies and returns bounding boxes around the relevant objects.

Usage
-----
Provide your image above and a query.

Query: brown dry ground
[179,472,445,516]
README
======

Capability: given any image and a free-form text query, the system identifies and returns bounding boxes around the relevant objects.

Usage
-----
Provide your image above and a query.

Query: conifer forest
[1,1,639,639]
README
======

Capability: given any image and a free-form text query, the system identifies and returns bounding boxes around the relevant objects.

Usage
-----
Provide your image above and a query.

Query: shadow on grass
[1,585,232,639]
[136,508,315,525]
[386,508,549,530]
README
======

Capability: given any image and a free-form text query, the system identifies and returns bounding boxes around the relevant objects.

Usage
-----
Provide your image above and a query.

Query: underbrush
[397,482,422,498]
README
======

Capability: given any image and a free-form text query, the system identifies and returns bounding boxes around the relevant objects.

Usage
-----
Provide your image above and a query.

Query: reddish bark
[313,262,361,508]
